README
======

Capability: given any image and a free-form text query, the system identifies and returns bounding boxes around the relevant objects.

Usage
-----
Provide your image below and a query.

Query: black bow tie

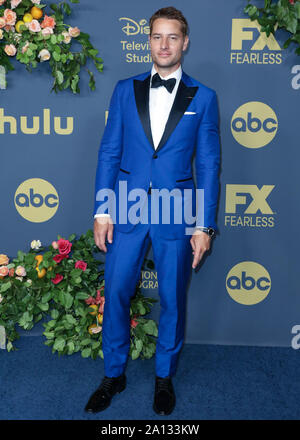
[151,72,176,93]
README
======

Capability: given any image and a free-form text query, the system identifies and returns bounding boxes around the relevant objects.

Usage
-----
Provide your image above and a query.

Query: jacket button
[153,154,158,159]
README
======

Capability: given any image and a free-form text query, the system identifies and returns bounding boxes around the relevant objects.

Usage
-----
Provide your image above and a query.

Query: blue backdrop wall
[0,0,298,347]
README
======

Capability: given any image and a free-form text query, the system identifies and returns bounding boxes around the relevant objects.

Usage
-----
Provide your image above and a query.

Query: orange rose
[0,255,9,266]
[4,9,17,26]
[41,14,56,29]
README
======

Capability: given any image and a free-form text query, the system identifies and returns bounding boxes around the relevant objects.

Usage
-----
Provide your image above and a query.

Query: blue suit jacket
[93,69,220,239]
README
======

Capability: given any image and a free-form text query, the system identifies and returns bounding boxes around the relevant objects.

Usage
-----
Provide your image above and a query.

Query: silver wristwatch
[196,227,215,238]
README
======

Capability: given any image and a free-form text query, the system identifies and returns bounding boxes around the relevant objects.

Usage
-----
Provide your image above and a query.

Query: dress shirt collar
[150,64,182,84]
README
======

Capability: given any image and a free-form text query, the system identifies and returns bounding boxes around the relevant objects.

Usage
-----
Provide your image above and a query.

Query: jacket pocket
[176,176,193,182]
[120,168,130,174]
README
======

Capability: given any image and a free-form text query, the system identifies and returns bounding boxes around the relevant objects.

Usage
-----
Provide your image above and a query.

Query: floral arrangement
[244,0,300,55]
[0,0,103,93]
[0,230,158,360]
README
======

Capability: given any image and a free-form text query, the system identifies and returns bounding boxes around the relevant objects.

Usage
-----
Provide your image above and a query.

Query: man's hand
[190,230,211,269]
[94,217,114,252]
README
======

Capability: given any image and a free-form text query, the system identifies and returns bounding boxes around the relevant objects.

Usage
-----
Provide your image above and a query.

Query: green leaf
[81,347,91,358]
[142,320,158,336]
[65,314,77,325]
[64,292,74,309]
[53,337,66,351]
[51,309,59,319]
[0,281,11,293]
[81,338,91,346]
[38,302,49,311]
[7,341,13,352]
[75,291,90,300]
[53,52,61,62]
[63,2,71,15]
[131,349,139,360]
[51,34,57,44]
[41,291,52,303]
[67,341,75,354]
[68,233,76,242]
[43,331,55,339]
[135,339,143,353]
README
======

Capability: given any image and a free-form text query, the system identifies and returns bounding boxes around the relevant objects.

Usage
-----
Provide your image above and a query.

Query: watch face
[208,228,215,237]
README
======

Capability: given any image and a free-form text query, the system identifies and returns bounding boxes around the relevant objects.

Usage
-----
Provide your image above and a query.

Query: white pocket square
[184,111,196,115]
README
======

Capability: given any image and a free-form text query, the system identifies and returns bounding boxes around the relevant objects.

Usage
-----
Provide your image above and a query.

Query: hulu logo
[0,108,74,135]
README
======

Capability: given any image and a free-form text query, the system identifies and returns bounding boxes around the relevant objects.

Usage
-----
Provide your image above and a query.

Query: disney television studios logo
[119,17,152,63]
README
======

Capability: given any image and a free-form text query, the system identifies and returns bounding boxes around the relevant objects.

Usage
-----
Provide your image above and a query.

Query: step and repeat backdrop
[0,0,298,347]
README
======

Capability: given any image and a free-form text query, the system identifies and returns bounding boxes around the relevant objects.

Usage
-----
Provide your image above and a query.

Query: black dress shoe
[84,373,126,413]
[153,375,176,415]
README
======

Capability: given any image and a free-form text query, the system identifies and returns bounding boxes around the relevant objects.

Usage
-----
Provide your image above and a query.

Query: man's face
[149,18,189,70]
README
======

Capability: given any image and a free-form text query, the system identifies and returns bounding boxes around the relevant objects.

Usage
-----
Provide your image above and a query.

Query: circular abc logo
[226,261,271,305]
[231,102,278,149]
[14,178,59,223]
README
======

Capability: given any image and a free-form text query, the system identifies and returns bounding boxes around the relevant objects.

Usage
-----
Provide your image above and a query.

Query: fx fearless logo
[230,19,282,65]
[225,184,275,228]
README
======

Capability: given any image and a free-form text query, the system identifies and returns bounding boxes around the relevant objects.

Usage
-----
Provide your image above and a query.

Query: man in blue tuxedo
[85,6,220,416]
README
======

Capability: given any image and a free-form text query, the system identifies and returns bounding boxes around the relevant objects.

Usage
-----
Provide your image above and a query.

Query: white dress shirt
[94,64,182,219]
[149,64,182,149]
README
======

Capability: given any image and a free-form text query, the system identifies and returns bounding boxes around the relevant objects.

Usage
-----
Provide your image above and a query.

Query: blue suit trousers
[102,194,193,378]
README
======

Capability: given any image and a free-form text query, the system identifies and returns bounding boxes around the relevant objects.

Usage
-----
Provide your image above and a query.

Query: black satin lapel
[133,75,155,151]
[156,81,198,153]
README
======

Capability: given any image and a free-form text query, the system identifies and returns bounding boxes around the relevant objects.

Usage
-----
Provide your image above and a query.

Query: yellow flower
[0,255,9,266]
[88,305,98,316]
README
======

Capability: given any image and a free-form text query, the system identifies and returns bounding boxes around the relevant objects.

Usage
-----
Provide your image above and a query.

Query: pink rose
[131,318,138,328]
[52,241,58,250]
[0,17,6,29]
[4,44,16,56]
[4,9,16,26]
[28,19,41,33]
[51,273,63,285]
[85,296,96,305]
[75,260,87,271]
[4,24,15,32]
[68,26,80,38]
[57,239,72,256]
[21,41,30,53]
[42,27,53,36]
[15,265,26,277]
[11,0,22,9]
[41,14,56,29]
[8,268,15,277]
[0,266,9,278]
[0,0,6,6]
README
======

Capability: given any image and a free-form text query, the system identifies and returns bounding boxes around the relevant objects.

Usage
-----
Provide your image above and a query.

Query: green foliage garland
[0,230,158,360]
[0,0,103,93]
